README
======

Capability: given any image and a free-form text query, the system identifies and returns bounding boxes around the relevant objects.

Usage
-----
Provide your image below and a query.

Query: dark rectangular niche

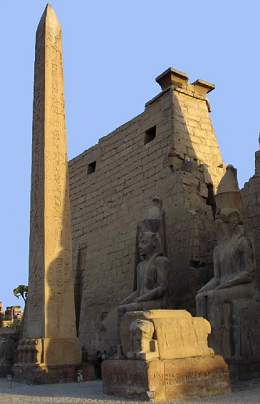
[144,125,156,145]
[87,161,96,174]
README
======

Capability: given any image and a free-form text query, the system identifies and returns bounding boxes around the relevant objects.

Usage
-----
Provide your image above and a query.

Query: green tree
[13,285,28,303]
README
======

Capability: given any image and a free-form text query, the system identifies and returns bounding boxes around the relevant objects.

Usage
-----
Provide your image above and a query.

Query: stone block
[82,362,96,381]
[13,363,77,384]
[192,79,215,96]
[112,310,230,400]
[43,338,82,366]
[13,337,82,383]
[102,356,230,401]
[120,310,214,361]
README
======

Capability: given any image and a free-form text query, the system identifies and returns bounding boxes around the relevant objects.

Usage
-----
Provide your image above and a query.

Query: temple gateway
[2,3,260,401]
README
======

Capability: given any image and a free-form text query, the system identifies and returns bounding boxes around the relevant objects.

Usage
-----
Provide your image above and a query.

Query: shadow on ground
[1,378,260,403]
[0,379,130,403]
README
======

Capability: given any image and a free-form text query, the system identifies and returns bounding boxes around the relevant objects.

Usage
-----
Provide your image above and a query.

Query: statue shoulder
[154,255,170,267]
[236,232,253,251]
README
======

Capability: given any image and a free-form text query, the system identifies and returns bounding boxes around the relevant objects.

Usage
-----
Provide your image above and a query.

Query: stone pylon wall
[241,150,260,291]
[69,69,225,354]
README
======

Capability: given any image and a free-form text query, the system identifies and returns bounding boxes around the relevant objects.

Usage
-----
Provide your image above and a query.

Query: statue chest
[138,261,158,290]
[217,238,242,277]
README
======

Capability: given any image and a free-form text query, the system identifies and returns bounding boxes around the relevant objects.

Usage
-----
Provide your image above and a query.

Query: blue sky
[1,1,259,307]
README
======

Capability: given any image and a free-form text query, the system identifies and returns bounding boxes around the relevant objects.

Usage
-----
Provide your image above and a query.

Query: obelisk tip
[37,3,61,33]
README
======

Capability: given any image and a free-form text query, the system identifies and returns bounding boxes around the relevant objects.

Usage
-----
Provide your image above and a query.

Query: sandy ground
[1,378,260,403]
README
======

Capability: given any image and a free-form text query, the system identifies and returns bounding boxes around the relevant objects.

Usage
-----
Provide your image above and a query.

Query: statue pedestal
[102,310,231,400]
[103,356,230,401]
[13,337,81,384]
[0,329,17,377]
[0,364,13,377]
[13,363,77,384]
[197,286,260,380]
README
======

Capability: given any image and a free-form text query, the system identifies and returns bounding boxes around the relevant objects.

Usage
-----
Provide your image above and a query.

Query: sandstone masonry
[14,5,81,383]
[69,68,225,355]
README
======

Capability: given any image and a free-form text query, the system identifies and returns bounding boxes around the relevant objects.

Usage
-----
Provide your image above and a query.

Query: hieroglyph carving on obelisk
[19,4,81,370]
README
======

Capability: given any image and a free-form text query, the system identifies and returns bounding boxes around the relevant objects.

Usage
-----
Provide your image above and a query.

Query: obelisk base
[13,363,79,384]
[13,337,81,384]
[102,356,231,401]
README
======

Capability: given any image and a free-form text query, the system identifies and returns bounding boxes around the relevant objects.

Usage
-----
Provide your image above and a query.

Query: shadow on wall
[14,173,81,383]
[74,245,86,338]
[0,378,105,399]
[162,90,222,314]
[72,71,226,353]
[44,162,77,341]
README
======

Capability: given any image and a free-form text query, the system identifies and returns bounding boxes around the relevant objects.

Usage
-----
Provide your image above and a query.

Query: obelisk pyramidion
[14,4,81,383]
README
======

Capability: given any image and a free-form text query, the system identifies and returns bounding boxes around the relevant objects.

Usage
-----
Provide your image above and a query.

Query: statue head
[130,319,154,339]
[215,208,243,240]
[138,231,161,259]
[130,319,154,352]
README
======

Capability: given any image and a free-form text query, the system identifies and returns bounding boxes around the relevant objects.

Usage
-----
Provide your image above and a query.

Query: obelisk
[14,4,81,383]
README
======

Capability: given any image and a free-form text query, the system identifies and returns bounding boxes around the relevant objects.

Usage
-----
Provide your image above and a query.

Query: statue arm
[120,290,139,305]
[136,257,168,302]
[240,237,255,277]
[213,248,221,280]
[217,272,253,289]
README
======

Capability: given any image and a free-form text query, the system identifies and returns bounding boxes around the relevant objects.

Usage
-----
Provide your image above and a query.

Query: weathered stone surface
[197,166,258,379]
[0,327,19,376]
[233,300,260,378]
[14,4,81,382]
[69,67,225,354]
[111,200,171,347]
[156,67,188,90]
[216,165,242,211]
[152,311,213,359]
[0,337,16,376]
[102,356,230,401]
[242,150,260,296]
[118,226,170,316]
[14,364,77,384]
[120,310,213,360]
[197,166,255,297]
[104,309,230,400]
[82,362,96,381]
[197,211,254,296]
[127,318,158,360]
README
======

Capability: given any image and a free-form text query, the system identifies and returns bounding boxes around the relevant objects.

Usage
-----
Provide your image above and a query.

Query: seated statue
[118,231,169,317]
[198,208,254,296]
[196,207,255,357]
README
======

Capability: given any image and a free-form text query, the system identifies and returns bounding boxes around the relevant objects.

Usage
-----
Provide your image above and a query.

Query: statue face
[215,208,242,238]
[215,208,227,220]
[138,232,155,258]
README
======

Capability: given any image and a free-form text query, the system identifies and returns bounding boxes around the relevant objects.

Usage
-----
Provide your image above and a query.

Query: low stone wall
[0,326,19,376]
